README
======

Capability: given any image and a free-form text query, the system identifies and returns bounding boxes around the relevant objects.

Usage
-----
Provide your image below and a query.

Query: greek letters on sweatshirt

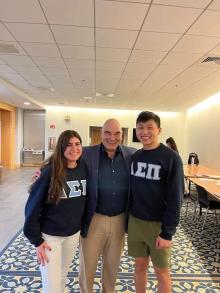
[130,143,184,240]
[23,162,87,247]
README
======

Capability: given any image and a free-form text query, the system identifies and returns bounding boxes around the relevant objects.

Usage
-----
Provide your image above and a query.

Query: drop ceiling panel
[65,59,95,70]
[125,62,157,74]
[32,57,66,68]
[40,0,94,26]
[30,81,52,88]
[96,47,131,62]
[115,0,148,3]
[139,64,185,92]
[5,23,55,43]
[59,45,94,59]
[0,0,46,23]
[20,43,61,57]
[96,85,116,93]
[176,65,217,81]
[207,0,220,10]
[14,66,43,75]
[96,0,149,30]
[96,60,125,71]
[0,55,36,66]
[96,28,138,49]
[96,79,118,89]
[51,25,94,46]
[118,79,142,90]
[74,79,95,89]
[40,67,69,76]
[143,5,202,33]
[188,10,220,37]
[153,0,211,9]
[0,23,15,41]
[135,32,180,51]
[69,70,94,79]
[129,50,167,64]
[121,71,149,81]
[157,66,218,93]
[172,35,220,53]
[96,70,122,79]
[161,52,202,66]
[0,64,17,74]
[49,79,73,86]
[96,77,119,87]
[23,75,49,83]
[208,44,220,55]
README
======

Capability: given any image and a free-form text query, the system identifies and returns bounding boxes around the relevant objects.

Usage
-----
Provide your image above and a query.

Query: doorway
[89,126,128,146]
[0,103,16,168]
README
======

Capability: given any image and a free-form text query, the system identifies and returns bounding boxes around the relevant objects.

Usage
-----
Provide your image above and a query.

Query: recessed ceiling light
[106,93,114,98]
[96,92,114,98]
[82,96,93,100]
[24,102,30,105]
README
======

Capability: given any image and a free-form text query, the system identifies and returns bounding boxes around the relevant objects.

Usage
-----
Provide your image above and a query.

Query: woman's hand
[36,241,51,266]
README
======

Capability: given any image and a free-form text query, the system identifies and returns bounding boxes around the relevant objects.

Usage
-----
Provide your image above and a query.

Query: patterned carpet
[0,207,220,293]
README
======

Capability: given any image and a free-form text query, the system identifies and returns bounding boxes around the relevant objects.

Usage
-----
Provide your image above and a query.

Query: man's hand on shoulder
[32,169,41,183]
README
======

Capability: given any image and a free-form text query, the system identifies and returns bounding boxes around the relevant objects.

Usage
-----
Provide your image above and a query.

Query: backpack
[188,152,199,165]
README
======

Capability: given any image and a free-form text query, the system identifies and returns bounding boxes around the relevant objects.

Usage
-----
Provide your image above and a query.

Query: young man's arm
[159,155,184,247]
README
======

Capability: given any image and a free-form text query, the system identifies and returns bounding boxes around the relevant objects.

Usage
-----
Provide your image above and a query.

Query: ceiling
[1,0,220,111]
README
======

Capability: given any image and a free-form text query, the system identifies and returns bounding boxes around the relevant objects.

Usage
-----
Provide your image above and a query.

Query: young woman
[23,130,87,293]
[166,137,179,153]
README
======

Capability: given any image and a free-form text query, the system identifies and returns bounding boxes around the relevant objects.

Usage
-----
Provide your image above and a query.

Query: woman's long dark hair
[166,137,179,153]
[36,130,82,204]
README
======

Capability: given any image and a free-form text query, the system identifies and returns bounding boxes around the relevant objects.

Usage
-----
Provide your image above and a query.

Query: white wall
[15,108,23,166]
[45,107,186,160]
[186,103,220,170]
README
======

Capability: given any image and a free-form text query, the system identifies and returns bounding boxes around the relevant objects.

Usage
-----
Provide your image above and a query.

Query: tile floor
[0,167,35,251]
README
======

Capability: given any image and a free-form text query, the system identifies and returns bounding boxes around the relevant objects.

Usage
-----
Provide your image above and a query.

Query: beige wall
[45,107,186,160]
[186,103,220,171]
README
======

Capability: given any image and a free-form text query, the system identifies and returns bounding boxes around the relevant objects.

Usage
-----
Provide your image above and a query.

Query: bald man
[79,119,136,293]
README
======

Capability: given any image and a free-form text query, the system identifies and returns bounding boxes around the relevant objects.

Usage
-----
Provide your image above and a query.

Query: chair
[196,184,220,234]
[182,177,198,220]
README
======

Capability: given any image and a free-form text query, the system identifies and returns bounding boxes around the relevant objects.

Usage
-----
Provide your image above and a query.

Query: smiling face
[101,119,122,155]
[136,119,161,150]
[64,136,82,167]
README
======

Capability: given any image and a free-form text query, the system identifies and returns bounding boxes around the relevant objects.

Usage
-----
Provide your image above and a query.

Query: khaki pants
[79,213,125,293]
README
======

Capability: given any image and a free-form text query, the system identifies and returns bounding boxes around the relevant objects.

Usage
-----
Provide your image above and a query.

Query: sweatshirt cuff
[159,231,172,241]
[33,238,44,247]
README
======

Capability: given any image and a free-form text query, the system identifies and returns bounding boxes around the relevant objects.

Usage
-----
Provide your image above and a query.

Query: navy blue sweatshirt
[23,162,87,247]
[130,143,184,240]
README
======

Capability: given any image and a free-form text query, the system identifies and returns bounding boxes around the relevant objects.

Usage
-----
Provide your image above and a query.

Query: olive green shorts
[127,215,171,268]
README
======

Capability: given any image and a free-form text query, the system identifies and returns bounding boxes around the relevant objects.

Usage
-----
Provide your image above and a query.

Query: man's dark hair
[136,111,161,128]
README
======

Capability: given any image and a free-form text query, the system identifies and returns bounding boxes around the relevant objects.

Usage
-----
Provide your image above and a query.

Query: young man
[128,111,184,293]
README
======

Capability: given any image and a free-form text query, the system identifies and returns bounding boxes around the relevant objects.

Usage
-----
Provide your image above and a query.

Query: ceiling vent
[202,56,220,65]
[0,43,19,53]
